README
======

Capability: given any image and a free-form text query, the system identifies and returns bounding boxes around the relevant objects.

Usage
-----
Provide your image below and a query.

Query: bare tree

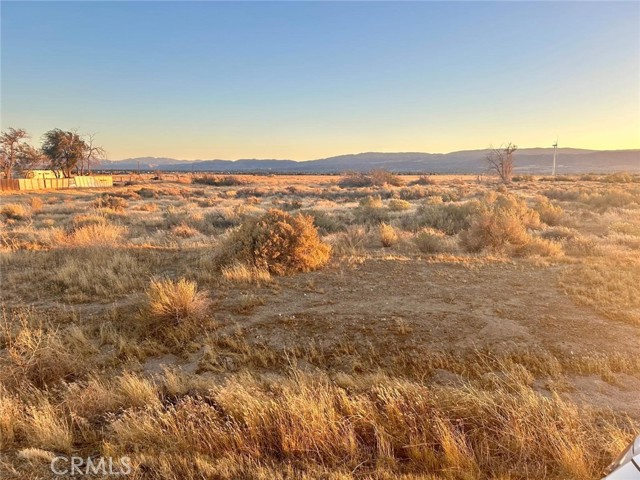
[486,143,517,183]
[80,133,106,175]
[0,128,29,179]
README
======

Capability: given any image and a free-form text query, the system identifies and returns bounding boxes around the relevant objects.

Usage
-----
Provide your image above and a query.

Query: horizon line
[112,146,640,163]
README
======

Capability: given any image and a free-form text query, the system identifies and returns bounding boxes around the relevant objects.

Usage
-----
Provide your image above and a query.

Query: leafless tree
[80,132,106,175]
[486,143,517,183]
[0,128,29,179]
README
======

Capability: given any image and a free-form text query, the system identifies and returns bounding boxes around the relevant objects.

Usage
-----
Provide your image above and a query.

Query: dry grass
[339,169,403,188]
[330,225,368,256]
[93,194,128,211]
[379,223,399,247]
[408,201,480,234]
[354,195,390,224]
[0,309,87,388]
[610,221,640,236]
[388,198,412,211]
[100,369,632,479]
[193,174,249,186]
[460,193,541,253]
[534,196,565,226]
[171,223,200,238]
[0,175,638,479]
[28,197,43,213]
[22,400,73,453]
[560,253,640,325]
[221,262,272,285]
[59,222,126,247]
[514,236,563,257]
[0,203,29,220]
[46,248,148,302]
[414,228,448,254]
[146,278,210,325]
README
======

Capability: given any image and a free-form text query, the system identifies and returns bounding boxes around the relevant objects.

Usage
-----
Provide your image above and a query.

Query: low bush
[409,175,437,186]
[136,187,158,198]
[379,223,398,247]
[533,196,564,226]
[414,228,447,254]
[407,201,481,234]
[29,197,44,213]
[354,196,389,224]
[564,236,604,257]
[70,213,108,230]
[603,172,633,184]
[1,203,29,220]
[543,188,581,202]
[162,205,188,229]
[331,225,367,256]
[93,194,128,212]
[545,187,640,210]
[146,278,210,325]
[235,187,270,198]
[193,175,248,187]
[610,222,640,237]
[460,193,541,252]
[579,174,598,181]
[338,169,403,188]
[204,205,262,230]
[513,174,534,182]
[388,198,411,211]
[301,209,345,234]
[370,169,403,186]
[61,223,126,248]
[514,237,563,257]
[171,224,200,238]
[338,172,374,188]
[277,200,303,211]
[219,209,331,275]
[582,189,639,210]
[397,186,432,200]
[540,226,579,241]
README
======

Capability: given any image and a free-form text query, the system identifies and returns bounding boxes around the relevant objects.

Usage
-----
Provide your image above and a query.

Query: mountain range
[100,148,640,174]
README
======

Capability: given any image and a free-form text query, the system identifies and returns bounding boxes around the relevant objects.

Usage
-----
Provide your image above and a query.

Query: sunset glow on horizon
[2,1,638,160]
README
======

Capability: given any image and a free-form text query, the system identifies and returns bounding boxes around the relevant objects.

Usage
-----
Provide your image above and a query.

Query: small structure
[27,170,58,179]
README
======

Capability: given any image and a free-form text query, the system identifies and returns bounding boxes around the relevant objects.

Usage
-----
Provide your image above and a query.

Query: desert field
[1,172,639,479]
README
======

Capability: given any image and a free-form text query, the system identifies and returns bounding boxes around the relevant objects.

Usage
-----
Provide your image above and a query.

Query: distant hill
[100,148,640,174]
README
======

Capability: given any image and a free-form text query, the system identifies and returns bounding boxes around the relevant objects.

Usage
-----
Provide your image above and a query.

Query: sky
[1,1,639,161]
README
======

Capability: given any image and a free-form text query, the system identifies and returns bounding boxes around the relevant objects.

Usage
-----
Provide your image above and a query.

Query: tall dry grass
[1,176,638,479]
[0,309,87,388]
[221,263,272,285]
[100,369,633,479]
[146,278,210,325]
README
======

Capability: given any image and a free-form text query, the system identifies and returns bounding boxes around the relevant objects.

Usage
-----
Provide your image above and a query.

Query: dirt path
[240,258,639,358]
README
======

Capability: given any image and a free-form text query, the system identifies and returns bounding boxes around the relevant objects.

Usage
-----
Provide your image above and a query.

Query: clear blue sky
[2,1,639,160]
